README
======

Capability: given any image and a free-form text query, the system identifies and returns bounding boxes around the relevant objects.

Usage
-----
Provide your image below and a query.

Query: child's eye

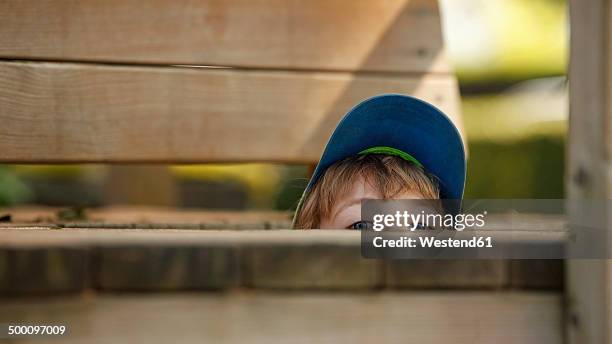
[414,223,426,230]
[415,223,436,230]
[348,221,372,230]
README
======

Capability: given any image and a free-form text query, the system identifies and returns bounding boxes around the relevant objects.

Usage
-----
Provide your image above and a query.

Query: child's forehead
[329,177,425,222]
[336,177,383,207]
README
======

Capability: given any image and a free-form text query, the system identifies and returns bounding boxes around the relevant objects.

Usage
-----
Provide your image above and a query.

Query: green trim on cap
[292,146,424,228]
[358,146,423,168]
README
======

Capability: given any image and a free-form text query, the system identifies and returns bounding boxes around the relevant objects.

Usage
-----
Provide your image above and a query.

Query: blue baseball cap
[293,94,466,224]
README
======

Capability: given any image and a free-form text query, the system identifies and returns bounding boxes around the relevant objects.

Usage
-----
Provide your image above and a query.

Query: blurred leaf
[0,166,32,206]
[465,136,564,198]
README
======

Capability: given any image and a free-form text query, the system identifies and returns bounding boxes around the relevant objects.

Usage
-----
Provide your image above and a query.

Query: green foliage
[465,136,564,198]
[0,166,32,206]
[275,166,309,211]
[443,0,567,85]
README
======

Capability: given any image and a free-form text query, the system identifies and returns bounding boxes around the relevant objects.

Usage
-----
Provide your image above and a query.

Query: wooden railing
[0,0,462,164]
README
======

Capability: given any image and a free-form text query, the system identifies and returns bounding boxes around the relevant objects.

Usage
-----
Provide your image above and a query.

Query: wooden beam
[567,0,612,343]
[0,206,293,228]
[0,0,448,73]
[0,228,566,248]
[0,292,562,343]
[0,228,564,294]
[0,61,462,164]
[0,207,567,232]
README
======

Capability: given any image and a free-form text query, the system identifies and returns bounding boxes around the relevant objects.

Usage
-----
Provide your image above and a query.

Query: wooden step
[0,228,564,294]
[0,292,562,344]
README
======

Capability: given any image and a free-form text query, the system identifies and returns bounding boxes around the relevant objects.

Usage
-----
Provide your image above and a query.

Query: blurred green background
[0,0,568,208]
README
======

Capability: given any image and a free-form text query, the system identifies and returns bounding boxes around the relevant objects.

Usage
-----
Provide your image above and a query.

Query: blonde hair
[293,154,440,229]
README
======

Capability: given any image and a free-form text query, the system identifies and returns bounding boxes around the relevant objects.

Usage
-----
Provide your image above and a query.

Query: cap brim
[294,94,466,225]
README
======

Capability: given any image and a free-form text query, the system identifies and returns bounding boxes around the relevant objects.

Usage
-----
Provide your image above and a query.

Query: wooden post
[567,0,612,342]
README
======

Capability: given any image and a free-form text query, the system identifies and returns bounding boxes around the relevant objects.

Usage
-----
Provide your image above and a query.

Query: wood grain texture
[567,0,612,343]
[0,61,462,164]
[0,292,562,343]
[95,246,239,291]
[0,247,89,294]
[510,260,564,290]
[0,0,449,73]
[0,206,293,229]
[0,228,564,293]
[386,260,507,288]
[0,207,564,231]
[243,245,381,289]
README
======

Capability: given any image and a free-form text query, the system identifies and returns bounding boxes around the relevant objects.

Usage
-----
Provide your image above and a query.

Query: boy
[293,94,465,229]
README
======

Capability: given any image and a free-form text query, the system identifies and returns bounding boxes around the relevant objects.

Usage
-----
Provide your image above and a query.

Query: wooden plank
[510,260,564,290]
[0,206,293,229]
[0,228,566,293]
[386,260,507,289]
[0,247,89,294]
[0,207,564,231]
[0,0,449,73]
[567,0,612,343]
[0,292,562,343]
[95,246,239,291]
[0,61,462,164]
[0,229,363,247]
[243,245,382,289]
